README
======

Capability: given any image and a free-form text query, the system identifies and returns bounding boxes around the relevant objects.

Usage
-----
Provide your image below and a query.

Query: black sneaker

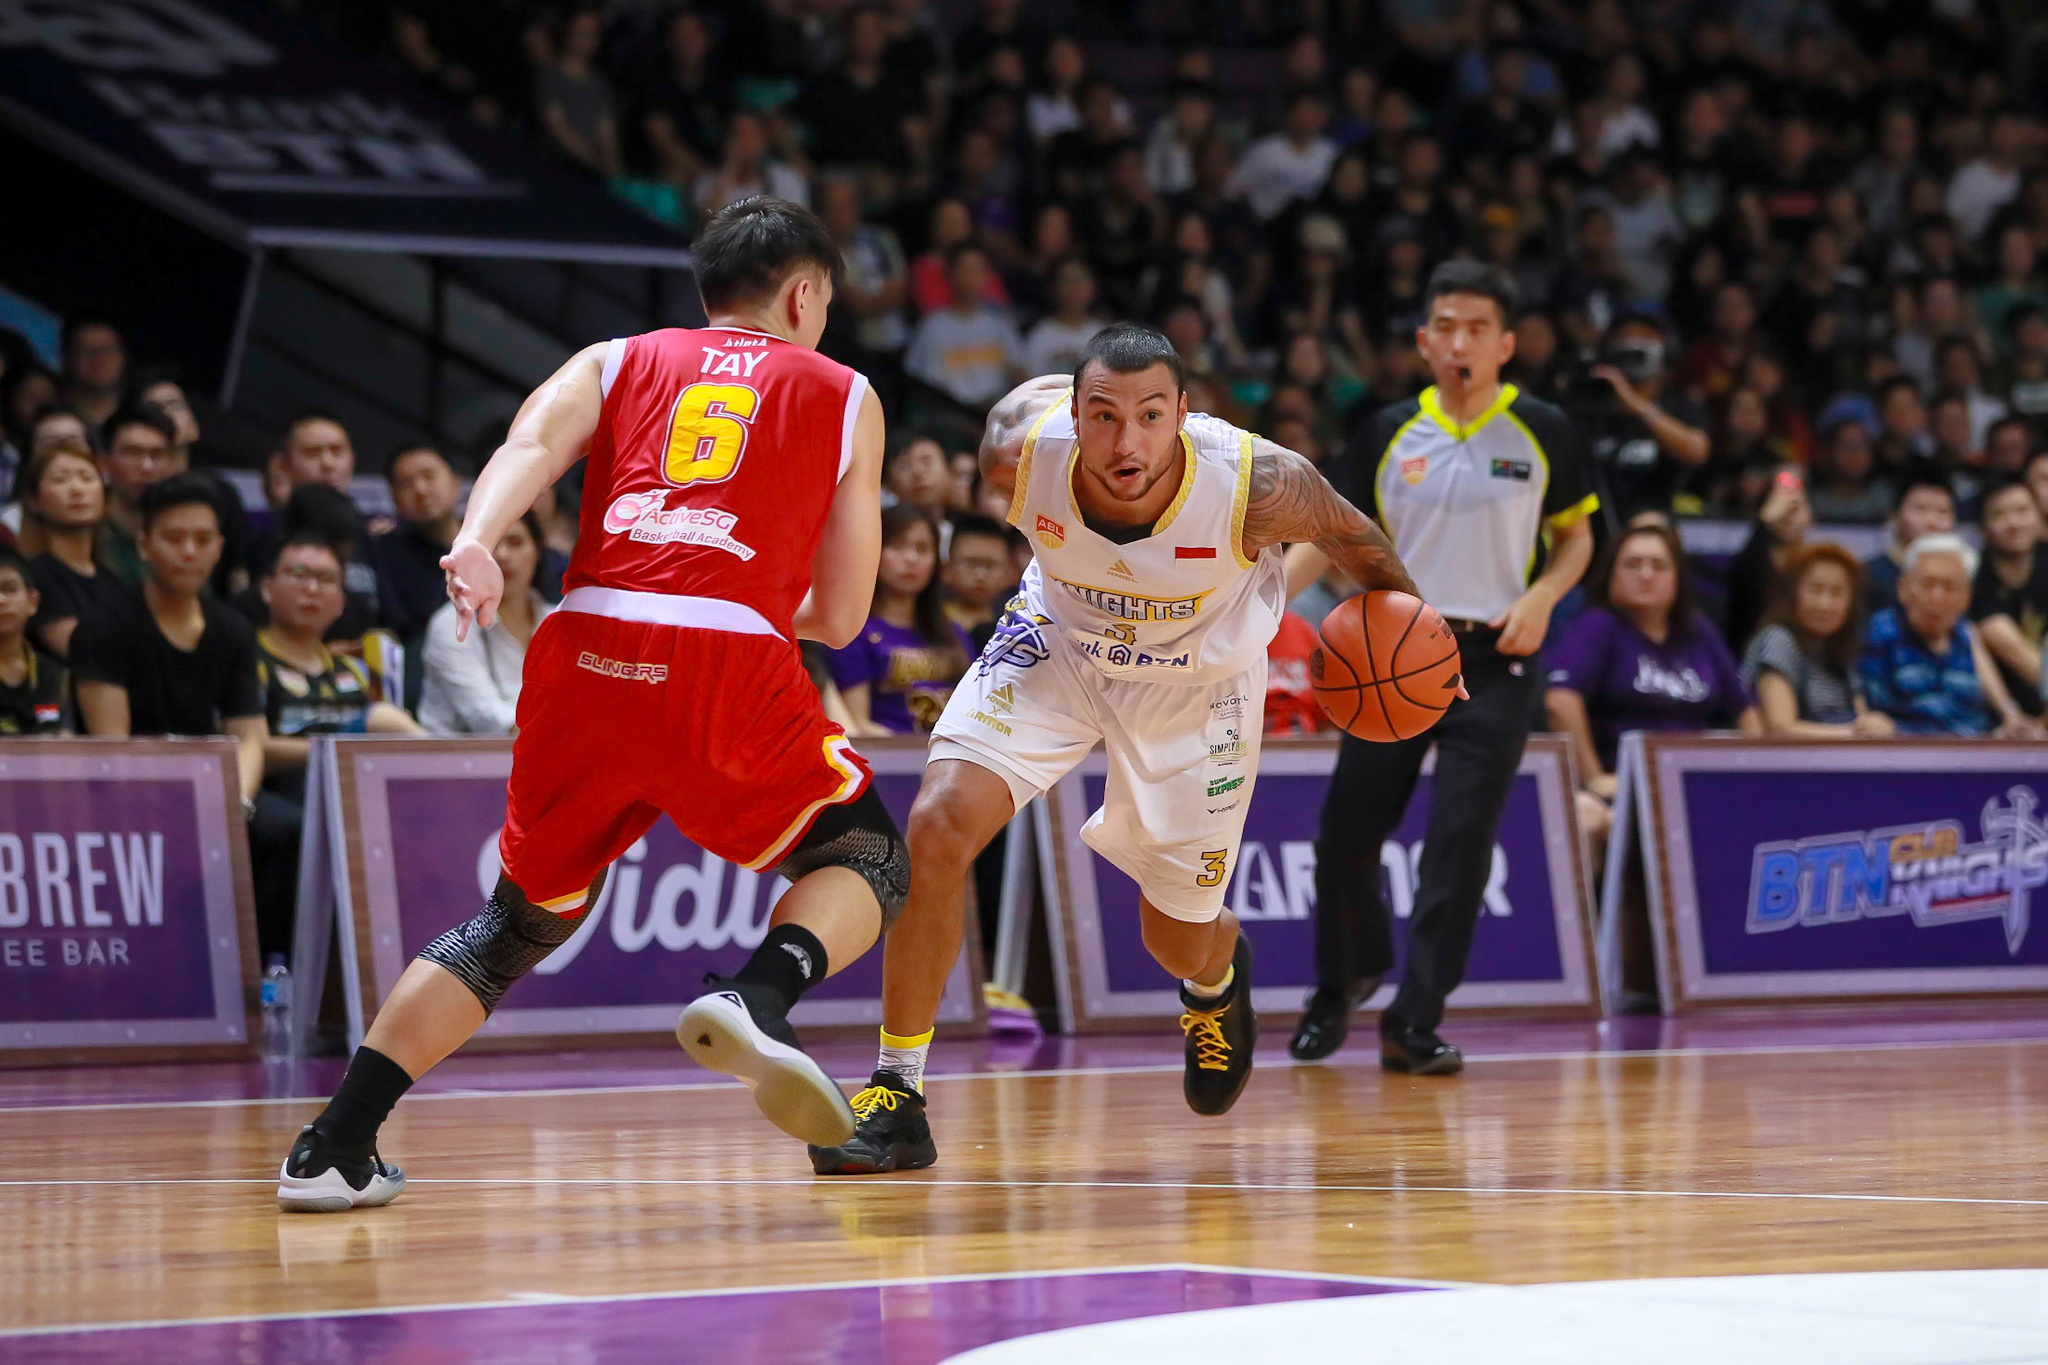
[678,976,856,1147]
[1287,976,1380,1062]
[1380,1023,1465,1076]
[808,1071,938,1175]
[275,1124,406,1213]
[1179,933,1256,1116]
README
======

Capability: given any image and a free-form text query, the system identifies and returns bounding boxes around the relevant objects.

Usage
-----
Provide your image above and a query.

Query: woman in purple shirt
[828,503,971,735]
[1545,523,1760,840]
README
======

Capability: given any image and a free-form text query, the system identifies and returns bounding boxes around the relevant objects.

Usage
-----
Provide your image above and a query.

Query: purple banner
[0,743,251,1053]
[1090,772,1567,993]
[1677,766,2048,978]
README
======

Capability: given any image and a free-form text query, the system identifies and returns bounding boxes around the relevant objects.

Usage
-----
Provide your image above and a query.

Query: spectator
[1025,36,1089,144]
[1676,280,1758,406]
[2028,449,2048,529]
[1986,417,2035,478]
[827,504,969,734]
[127,375,249,596]
[1364,131,1461,259]
[1722,472,1814,654]
[249,533,423,952]
[910,198,1007,316]
[1860,533,2039,737]
[1851,104,1927,243]
[1229,88,1338,222]
[1582,150,1684,304]
[1976,224,2048,353]
[70,474,267,813]
[1148,212,1246,369]
[1264,609,1325,735]
[95,401,179,583]
[885,432,955,521]
[275,411,356,495]
[1742,543,1892,738]
[640,9,727,190]
[1873,376,1935,469]
[536,6,621,177]
[1583,313,1711,520]
[59,319,124,433]
[1073,143,1159,316]
[1937,336,2009,449]
[0,547,69,733]
[1549,205,1636,350]
[369,444,464,644]
[2002,304,2048,419]
[904,245,1024,414]
[694,111,808,215]
[1021,258,1106,379]
[418,511,552,735]
[1144,76,1215,196]
[1946,107,2026,246]
[941,513,1013,647]
[1808,419,1893,523]
[792,5,922,172]
[1865,469,1958,614]
[1970,479,2048,712]
[18,440,119,659]
[1047,80,1136,202]
[818,175,909,373]
[238,485,380,639]
[1,365,61,486]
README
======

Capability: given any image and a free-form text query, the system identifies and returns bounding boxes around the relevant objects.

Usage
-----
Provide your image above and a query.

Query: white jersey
[1005,395,1286,686]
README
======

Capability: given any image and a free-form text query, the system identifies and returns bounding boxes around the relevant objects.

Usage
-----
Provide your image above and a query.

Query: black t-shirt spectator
[792,70,916,168]
[0,646,69,734]
[1971,552,2048,713]
[70,585,262,736]
[1587,393,1713,519]
[369,525,452,643]
[27,555,126,647]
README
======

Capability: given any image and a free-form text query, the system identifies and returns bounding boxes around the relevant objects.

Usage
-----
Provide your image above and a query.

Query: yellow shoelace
[851,1085,904,1119]
[1179,1005,1233,1072]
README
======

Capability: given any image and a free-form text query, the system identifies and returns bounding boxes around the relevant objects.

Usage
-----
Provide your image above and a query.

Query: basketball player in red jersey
[277,198,909,1212]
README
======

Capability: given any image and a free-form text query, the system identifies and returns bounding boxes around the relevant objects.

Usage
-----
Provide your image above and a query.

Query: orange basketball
[1311,592,1463,742]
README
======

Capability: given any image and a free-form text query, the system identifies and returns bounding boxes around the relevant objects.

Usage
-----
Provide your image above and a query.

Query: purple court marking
[8,1006,2048,1110]
[3,1267,1426,1365]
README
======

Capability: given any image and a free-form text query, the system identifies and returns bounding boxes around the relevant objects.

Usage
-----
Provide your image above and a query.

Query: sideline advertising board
[1036,735,1599,1031]
[1633,735,2048,1010]
[0,739,257,1062]
[316,736,981,1049]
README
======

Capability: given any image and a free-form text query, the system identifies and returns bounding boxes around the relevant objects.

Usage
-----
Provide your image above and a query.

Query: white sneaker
[677,985,856,1147]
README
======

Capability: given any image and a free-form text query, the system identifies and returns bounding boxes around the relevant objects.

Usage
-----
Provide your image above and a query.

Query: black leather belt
[1442,617,1496,634]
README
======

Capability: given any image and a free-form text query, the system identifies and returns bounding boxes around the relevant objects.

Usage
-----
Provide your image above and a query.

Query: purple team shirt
[1545,606,1753,768]
[827,615,971,734]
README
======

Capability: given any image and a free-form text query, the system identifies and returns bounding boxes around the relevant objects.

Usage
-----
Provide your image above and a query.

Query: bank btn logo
[1746,786,2048,955]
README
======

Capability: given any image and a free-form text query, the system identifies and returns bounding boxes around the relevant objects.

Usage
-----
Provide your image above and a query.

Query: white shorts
[930,636,1265,923]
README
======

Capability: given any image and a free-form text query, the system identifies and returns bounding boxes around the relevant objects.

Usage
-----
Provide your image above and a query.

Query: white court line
[3,1174,2046,1209]
[5,1032,2048,1117]
[0,1261,1453,1339]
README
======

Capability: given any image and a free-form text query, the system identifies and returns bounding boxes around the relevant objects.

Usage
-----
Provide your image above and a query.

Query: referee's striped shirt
[1335,384,1598,624]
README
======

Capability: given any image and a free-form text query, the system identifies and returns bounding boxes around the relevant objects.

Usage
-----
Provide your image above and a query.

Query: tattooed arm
[977,374,1072,504]
[1240,438,1420,597]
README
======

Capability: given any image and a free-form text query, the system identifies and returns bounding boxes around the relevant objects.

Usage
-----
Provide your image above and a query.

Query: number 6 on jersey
[664,382,759,486]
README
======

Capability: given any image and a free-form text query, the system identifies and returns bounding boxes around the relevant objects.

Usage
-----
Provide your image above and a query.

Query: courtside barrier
[0,739,258,1062]
[1035,734,1601,1031]
[1610,733,2048,1012]
[294,735,983,1051]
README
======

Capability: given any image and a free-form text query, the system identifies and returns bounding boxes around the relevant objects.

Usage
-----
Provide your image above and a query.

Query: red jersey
[567,326,867,635]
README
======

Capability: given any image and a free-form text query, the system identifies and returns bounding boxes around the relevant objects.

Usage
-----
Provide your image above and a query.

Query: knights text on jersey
[565,326,869,634]
[1003,398,1286,685]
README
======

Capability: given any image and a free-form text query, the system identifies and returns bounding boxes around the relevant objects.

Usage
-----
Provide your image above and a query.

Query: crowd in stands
[4,0,2048,955]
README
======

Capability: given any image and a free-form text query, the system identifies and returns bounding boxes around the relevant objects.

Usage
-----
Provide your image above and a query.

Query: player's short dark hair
[947,513,1008,551]
[693,196,844,313]
[1893,463,1954,513]
[103,400,177,449]
[267,529,345,576]
[139,472,222,532]
[1074,322,1185,393]
[1423,260,1518,326]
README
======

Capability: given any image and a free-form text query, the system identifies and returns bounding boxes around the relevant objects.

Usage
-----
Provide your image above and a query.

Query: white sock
[1183,964,1234,1001]
[878,1027,932,1094]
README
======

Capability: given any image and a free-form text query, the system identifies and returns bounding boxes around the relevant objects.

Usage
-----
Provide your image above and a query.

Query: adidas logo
[780,942,814,980]
[1107,558,1136,581]
[986,683,1016,715]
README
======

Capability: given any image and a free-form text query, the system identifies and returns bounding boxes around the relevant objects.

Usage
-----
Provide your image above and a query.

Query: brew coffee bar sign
[0,739,257,1058]
[1036,736,1601,1029]
[312,737,979,1049]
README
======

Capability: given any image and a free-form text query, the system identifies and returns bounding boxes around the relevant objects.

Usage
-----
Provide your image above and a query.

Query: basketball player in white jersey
[808,323,1437,1173]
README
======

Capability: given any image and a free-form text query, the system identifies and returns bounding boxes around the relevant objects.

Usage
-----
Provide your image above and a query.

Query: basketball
[1311,592,1463,742]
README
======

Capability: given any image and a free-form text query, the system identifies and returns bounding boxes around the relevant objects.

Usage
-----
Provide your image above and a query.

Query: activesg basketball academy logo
[1745,787,2048,955]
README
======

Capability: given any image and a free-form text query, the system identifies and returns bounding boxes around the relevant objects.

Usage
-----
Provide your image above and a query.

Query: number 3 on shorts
[1196,849,1229,888]
[664,382,759,486]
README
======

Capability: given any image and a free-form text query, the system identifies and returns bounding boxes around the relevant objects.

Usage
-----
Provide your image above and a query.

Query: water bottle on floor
[261,955,294,1062]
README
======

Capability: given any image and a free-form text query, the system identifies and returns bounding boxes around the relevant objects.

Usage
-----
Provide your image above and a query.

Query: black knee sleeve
[775,784,910,930]
[417,870,606,1014]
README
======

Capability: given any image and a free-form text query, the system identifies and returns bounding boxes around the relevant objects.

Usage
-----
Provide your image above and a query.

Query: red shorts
[497,609,870,906]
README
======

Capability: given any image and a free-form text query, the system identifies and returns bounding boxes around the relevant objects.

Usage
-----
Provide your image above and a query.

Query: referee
[1285,261,1595,1074]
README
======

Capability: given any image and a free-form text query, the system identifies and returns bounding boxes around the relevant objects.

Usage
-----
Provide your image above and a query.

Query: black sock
[312,1046,414,1150]
[733,923,829,1011]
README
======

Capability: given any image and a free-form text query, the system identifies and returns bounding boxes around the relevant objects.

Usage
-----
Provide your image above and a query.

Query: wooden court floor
[5,1030,2047,1340]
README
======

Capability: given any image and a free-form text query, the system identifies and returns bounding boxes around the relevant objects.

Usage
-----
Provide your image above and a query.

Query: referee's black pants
[1310,632,1538,1035]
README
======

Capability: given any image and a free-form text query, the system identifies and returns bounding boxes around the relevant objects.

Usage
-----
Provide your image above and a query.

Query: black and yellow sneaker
[1179,933,1256,1117]
[808,1071,937,1175]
